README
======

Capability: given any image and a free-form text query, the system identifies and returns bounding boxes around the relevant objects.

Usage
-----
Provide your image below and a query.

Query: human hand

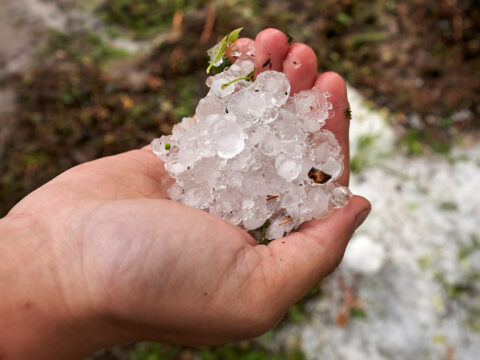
[0,28,370,359]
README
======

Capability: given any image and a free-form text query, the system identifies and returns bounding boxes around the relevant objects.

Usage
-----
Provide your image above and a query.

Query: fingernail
[354,208,370,229]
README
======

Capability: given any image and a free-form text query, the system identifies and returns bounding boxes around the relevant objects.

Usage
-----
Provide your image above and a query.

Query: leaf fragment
[206,27,243,74]
[345,105,352,120]
[308,167,332,184]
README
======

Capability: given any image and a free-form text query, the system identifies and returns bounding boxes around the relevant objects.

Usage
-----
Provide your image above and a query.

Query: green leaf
[344,105,352,120]
[286,32,293,44]
[211,57,232,75]
[206,27,243,74]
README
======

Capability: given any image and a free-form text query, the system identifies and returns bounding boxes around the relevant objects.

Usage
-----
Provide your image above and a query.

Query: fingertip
[254,28,289,75]
[226,38,255,63]
[350,195,371,230]
[349,195,372,222]
[255,28,289,47]
[260,195,371,307]
[282,43,318,94]
[314,71,347,99]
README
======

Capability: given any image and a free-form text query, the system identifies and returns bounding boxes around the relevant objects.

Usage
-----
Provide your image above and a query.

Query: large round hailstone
[212,117,246,159]
[275,154,302,182]
[152,59,352,241]
[254,71,290,107]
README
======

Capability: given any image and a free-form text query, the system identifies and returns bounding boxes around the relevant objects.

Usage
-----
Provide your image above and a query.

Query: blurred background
[0,0,479,359]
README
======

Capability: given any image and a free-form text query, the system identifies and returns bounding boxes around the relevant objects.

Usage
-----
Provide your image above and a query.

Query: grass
[42,30,129,66]
[350,133,379,173]
[398,128,453,156]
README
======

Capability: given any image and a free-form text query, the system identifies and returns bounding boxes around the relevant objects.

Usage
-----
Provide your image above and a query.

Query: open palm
[5,29,370,357]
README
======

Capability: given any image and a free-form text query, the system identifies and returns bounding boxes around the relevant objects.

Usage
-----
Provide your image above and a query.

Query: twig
[172,10,183,35]
[200,4,216,43]
[279,217,294,226]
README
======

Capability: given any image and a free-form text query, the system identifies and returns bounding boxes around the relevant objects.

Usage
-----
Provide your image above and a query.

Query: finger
[314,72,350,186]
[282,43,318,94]
[226,38,254,63]
[254,28,290,76]
[258,195,371,307]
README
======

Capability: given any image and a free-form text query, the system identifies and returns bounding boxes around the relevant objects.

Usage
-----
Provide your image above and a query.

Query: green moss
[98,0,209,39]
[287,304,307,323]
[457,234,480,262]
[42,30,129,66]
[400,129,424,155]
[435,273,474,299]
[350,307,367,320]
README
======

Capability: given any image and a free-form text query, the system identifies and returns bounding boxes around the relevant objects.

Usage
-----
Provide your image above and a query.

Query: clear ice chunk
[254,71,290,107]
[294,87,330,128]
[266,217,295,240]
[331,186,352,208]
[196,96,225,119]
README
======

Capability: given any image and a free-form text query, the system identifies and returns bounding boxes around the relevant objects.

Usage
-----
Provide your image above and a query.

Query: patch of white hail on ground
[152,59,350,239]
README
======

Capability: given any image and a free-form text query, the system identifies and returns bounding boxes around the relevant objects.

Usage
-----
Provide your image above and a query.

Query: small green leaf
[211,57,232,75]
[165,143,171,150]
[286,32,293,44]
[345,106,352,120]
[206,27,243,74]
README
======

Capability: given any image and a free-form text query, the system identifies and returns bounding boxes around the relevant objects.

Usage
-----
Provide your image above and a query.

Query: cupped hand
[1,28,370,359]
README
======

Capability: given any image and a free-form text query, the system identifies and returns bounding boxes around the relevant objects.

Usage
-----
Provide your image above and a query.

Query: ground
[0,0,479,359]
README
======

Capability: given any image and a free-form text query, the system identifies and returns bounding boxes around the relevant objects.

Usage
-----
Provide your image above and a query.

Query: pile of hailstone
[152,59,351,241]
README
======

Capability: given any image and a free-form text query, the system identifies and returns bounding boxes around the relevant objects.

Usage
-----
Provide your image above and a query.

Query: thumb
[260,195,371,307]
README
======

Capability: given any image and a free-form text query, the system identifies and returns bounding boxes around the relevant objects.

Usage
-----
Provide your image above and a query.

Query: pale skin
[0,29,370,359]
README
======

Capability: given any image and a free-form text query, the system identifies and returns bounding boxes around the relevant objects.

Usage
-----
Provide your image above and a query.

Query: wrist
[0,214,118,359]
